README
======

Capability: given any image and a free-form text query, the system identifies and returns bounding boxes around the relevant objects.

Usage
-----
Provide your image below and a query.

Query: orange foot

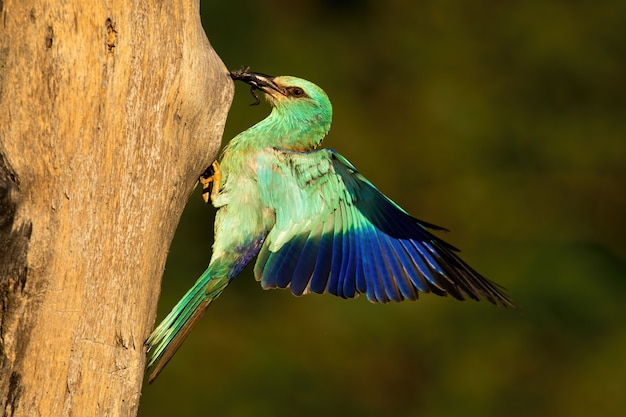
[199,160,221,204]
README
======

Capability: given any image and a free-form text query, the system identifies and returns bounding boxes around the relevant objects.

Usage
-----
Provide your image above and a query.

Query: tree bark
[0,1,232,416]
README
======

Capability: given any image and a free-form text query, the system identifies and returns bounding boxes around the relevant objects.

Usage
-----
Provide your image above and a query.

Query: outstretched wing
[254,148,513,306]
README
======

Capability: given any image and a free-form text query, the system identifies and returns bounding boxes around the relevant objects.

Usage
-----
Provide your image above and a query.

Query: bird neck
[229,104,331,152]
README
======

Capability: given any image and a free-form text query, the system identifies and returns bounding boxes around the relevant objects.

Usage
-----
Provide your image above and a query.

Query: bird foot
[199,160,221,204]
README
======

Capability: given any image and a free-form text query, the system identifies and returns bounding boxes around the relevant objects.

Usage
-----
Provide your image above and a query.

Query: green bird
[146,69,513,382]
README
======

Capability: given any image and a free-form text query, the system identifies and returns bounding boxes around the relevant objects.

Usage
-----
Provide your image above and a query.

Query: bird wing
[254,147,512,306]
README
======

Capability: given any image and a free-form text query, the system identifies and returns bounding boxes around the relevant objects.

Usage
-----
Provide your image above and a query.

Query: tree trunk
[0,1,232,416]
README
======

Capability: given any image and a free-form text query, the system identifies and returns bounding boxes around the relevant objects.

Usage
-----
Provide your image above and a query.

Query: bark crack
[0,152,31,417]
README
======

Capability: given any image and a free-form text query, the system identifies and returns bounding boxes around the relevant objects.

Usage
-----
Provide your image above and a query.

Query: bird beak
[230,68,286,102]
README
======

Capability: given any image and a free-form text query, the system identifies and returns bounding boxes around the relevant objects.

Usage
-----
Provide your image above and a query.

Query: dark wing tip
[428,239,516,308]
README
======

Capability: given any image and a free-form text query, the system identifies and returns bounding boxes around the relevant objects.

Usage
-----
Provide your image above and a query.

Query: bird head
[230,69,332,150]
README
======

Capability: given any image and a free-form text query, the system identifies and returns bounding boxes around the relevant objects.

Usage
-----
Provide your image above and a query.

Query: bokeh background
[139,1,626,416]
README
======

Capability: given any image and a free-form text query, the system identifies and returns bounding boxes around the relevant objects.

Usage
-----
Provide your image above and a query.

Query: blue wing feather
[356,222,370,293]
[274,234,308,289]
[341,202,360,298]
[290,225,323,295]
[369,228,394,303]
[378,233,408,302]
[343,206,357,297]
[337,203,351,298]
[309,220,334,294]
[390,239,420,299]
[328,209,344,296]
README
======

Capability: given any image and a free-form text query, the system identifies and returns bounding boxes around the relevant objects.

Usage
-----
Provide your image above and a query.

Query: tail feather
[146,267,228,383]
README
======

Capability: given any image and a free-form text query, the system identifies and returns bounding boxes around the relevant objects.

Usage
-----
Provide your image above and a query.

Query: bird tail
[146,265,229,383]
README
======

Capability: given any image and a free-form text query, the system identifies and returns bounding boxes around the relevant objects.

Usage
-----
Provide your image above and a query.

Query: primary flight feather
[146,69,513,382]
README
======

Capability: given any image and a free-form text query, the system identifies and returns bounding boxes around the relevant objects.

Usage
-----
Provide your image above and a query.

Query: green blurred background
[139,1,626,416]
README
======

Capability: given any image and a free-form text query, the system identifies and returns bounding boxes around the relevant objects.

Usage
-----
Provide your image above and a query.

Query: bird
[146,68,514,382]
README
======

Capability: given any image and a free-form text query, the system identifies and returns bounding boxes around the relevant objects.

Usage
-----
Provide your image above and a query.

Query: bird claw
[199,160,221,204]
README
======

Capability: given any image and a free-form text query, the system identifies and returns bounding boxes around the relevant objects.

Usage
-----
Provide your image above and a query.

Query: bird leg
[199,160,221,204]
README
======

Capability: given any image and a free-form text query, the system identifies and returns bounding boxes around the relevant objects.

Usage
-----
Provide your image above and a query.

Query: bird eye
[290,87,305,97]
